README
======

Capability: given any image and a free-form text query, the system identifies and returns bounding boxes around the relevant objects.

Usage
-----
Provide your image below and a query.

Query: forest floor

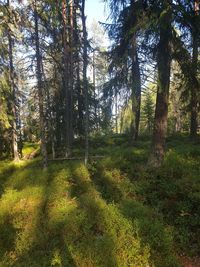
[0,134,200,267]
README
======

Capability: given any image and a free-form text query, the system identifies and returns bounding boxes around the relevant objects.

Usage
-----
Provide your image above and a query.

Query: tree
[130,33,141,141]
[61,0,71,156]
[143,90,154,134]
[7,0,19,160]
[81,0,89,165]
[33,0,48,168]
[171,0,200,138]
[105,0,143,141]
[190,0,199,137]
[149,1,172,166]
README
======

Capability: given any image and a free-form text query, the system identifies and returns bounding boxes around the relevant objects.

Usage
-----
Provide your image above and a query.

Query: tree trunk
[77,62,84,136]
[93,50,98,131]
[81,0,89,165]
[7,0,19,161]
[61,0,71,156]
[74,3,84,137]
[190,0,199,138]
[41,61,55,159]
[131,35,141,141]
[34,1,47,168]
[149,5,172,167]
[115,88,118,134]
[69,0,74,144]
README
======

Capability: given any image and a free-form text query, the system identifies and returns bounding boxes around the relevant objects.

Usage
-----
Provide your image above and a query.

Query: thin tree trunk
[41,61,55,159]
[61,0,71,156]
[149,4,172,167]
[7,0,19,161]
[131,35,141,141]
[115,88,118,134]
[77,62,84,135]
[93,50,98,131]
[69,0,74,144]
[74,2,84,137]
[81,0,89,165]
[190,0,199,138]
[34,1,47,168]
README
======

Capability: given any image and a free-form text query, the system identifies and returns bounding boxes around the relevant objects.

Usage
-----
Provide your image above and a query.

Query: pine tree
[143,91,154,134]
[33,0,48,168]
[149,1,172,166]
[7,0,19,160]
[81,0,89,165]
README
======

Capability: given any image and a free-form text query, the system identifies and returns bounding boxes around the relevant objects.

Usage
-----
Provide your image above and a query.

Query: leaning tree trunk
[149,5,172,167]
[34,1,47,168]
[7,0,19,161]
[190,0,199,138]
[81,0,89,165]
[131,35,141,141]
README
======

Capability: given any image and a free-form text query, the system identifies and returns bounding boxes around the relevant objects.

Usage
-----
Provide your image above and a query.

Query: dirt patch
[179,256,200,267]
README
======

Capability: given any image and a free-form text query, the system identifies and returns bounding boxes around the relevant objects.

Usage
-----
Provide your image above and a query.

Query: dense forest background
[0,0,199,166]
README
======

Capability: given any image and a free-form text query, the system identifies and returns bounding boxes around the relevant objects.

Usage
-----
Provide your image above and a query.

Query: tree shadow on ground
[90,162,180,267]
[0,161,75,267]
[68,163,119,267]
[68,162,150,267]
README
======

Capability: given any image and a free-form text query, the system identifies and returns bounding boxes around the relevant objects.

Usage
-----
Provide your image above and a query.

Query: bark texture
[149,3,172,166]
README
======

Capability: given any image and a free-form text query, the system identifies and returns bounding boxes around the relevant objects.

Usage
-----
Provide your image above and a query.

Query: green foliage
[0,160,150,267]
[142,91,155,134]
[90,156,179,267]
[120,100,134,134]
[0,135,200,266]
[0,72,12,158]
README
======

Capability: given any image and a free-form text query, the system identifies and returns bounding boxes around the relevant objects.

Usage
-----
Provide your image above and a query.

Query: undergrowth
[0,135,199,266]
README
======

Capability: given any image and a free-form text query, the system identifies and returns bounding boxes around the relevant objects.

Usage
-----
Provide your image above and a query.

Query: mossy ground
[0,134,199,266]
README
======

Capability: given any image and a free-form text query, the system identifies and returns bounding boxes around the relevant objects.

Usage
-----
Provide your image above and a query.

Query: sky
[85,0,108,26]
[85,0,110,47]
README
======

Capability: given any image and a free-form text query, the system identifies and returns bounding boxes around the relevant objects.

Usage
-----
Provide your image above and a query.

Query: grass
[0,134,199,266]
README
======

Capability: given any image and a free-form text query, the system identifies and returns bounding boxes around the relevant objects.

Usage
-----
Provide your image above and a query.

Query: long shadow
[90,162,180,267]
[67,162,120,267]
[0,162,17,196]
[0,160,75,266]
[19,162,75,267]
[43,163,76,267]
[0,160,43,262]
[0,159,42,196]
